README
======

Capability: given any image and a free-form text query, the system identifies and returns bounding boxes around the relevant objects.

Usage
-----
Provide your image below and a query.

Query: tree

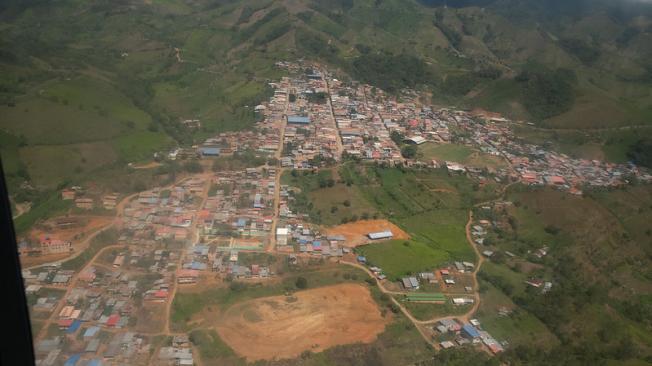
[183,160,203,173]
[390,130,404,145]
[401,145,417,159]
[295,276,308,289]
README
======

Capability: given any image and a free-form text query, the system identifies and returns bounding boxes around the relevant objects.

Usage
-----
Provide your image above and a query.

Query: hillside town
[18,60,651,366]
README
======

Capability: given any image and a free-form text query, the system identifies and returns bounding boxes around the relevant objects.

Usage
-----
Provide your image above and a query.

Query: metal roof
[368,231,393,239]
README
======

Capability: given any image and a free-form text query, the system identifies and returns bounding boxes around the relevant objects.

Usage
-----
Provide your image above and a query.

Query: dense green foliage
[351,52,435,93]
[559,38,601,66]
[627,139,652,168]
[516,68,577,120]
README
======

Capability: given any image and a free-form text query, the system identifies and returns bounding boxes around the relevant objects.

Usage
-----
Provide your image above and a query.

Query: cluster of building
[452,112,652,192]
[157,335,194,365]
[327,80,402,162]
[25,263,165,365]
[274,220,353,258]
[198,168,275,243]
[277,69,341,169]
[61,186,119,211]
[122,175,211,242]
[436,318,504,355]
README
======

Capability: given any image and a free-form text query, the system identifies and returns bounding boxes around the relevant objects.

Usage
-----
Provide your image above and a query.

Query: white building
[276,227,289,246]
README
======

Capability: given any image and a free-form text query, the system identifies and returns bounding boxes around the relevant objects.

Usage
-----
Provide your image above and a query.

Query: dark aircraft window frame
[0,158,36,365]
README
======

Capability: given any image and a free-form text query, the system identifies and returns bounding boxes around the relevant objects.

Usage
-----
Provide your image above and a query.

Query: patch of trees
[296,31,340,65]
[305,91,328,104]
[516,67,576,120]
[616,27,640,48]
[235,7,285,43]
[236,6,255,25]
[351,52,435,93]
[182,160,203,173]
[559,38,601,65]
[401,145,417,159]
[295,276,308,289]
[626,139,652,168]
[254,24,291,45]
[441,73,477,96]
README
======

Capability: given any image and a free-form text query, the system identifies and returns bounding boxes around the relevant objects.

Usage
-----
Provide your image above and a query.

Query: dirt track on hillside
[325,219,409,247]
[215,283,388,361]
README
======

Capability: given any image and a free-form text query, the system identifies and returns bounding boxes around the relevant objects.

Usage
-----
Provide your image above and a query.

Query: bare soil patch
[325,219,409,247]
[215,283,389,361]
[21,216,113,267]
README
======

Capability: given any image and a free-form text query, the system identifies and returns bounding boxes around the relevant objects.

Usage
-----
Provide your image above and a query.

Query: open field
[419,143,473,162]
[307,183,380,226]
[171,264,370,332]
[324,219,409,247]
[215,283,389,361]
[402,300,472,321]
[357,240,450,280]
[282,169,379,226]
[418,143,506,169]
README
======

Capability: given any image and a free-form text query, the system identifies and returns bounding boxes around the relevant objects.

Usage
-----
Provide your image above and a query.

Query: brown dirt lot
[215,283,389,361]
[325,219,409,247]
[20,216,113,267]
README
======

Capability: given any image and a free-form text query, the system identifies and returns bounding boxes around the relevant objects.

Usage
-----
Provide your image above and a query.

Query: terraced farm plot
[215,283,388,361]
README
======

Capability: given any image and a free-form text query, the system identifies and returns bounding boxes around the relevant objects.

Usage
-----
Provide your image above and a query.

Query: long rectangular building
[368,231,393,240]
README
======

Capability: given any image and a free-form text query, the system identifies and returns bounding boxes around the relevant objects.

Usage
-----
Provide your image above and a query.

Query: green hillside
[1,0,652,221]
[1,0,651,178]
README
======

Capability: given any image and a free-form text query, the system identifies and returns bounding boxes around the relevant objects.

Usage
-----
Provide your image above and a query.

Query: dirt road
[268,85,289,252]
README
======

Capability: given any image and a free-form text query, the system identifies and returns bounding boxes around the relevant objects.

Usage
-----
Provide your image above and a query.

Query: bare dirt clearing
[325,219,410,247]
[215,283,389,361]
[21,216,113,267]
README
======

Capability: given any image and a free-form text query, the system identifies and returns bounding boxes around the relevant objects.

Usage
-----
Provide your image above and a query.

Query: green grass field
[398,210,474,262]
[418,143,507,169]
[418,143,473,162]
[358,240,450,280]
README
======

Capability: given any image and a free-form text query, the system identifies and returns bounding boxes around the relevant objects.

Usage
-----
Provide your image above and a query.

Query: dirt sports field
[215,283,389,361]
[325,219,409,247]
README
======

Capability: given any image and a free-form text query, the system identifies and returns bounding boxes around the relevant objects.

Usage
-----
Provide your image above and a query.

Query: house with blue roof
[198,146,221,156]
[66,319,82,334]
[64,354,81,366]
[462,324,480,339]
[83,326,100,338]
[287,115,311,124]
